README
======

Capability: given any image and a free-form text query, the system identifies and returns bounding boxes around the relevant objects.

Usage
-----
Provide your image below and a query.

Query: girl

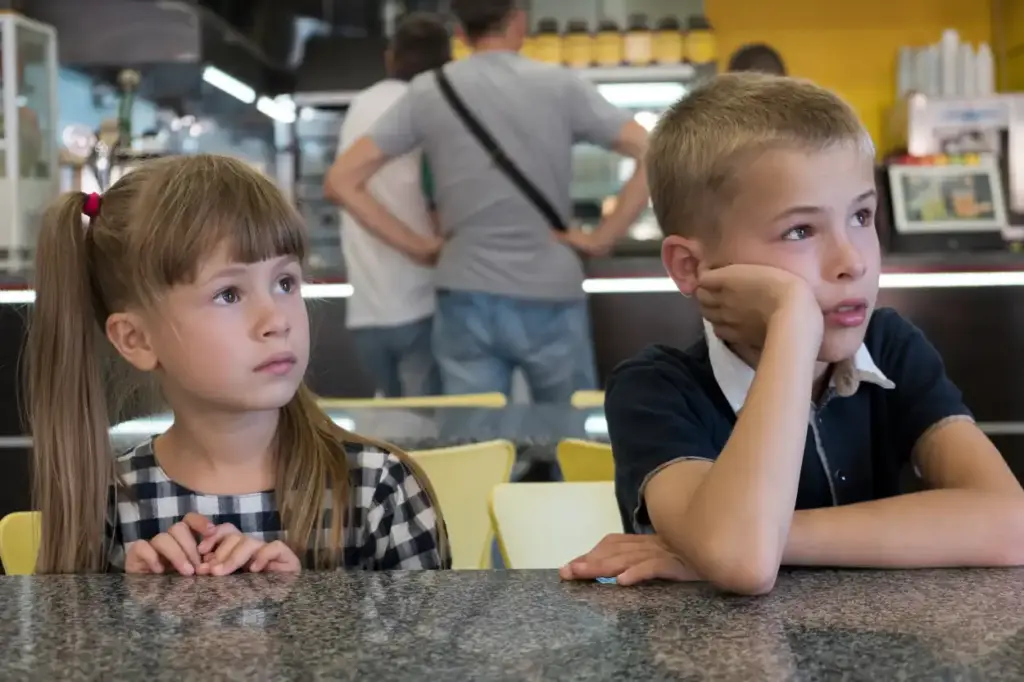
[26,154,449,575]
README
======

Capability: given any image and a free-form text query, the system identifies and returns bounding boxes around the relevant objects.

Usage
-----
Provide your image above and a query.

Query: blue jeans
[433,290,597,402]
[350,315,442,397]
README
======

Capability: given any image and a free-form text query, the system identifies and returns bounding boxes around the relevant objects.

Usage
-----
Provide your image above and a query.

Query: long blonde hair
[27,154,447,573]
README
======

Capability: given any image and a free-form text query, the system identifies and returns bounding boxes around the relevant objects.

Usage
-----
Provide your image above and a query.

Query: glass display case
[0,14,58,271]
[570,64,711,242]
[291,92,352,272]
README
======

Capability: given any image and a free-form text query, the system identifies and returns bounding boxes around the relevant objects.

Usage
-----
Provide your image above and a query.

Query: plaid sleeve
[364,452,450,570]
[105,484,126,573]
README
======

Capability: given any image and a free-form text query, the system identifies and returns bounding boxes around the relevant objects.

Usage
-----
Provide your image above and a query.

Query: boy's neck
[156,403,279,495]
[730,342,833,404]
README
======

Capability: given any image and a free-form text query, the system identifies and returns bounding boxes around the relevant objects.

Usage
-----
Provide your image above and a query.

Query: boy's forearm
[676,307,821,593]
[785,489,1024,568]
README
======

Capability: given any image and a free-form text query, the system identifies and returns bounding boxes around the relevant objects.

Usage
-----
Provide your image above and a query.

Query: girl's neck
[155,405,279,495]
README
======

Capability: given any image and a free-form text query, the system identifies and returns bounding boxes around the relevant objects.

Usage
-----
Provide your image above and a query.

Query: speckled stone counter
[2,569,1024,681]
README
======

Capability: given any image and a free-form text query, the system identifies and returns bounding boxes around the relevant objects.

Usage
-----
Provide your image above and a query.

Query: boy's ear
[662,235,703,296]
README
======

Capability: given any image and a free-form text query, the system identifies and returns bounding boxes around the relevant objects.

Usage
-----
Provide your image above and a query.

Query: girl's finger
[128,540,164,574]
[166,521,201,567]
[149,534,194,576]
[210,533,244,566]
[181,512,215,537]
[212,537,264,576]
[249,541,289,573]
[197,523,241,555]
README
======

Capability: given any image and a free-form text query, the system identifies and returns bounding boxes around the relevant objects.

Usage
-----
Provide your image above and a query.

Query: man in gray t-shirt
[328,0,649,402]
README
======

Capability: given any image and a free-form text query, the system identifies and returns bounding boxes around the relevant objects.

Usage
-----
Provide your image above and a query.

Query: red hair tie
[82,192,102,218]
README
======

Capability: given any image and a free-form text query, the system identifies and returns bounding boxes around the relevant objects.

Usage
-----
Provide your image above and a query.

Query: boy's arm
[642,300,822,595]
[784,421,1024,568]
[782,310,1024,567]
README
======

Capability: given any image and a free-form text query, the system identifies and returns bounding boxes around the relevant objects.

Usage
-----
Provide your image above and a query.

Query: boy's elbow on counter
[675,533,781,596]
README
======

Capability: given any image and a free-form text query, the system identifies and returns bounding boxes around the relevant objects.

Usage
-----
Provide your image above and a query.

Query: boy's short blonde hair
[647,73,874,238]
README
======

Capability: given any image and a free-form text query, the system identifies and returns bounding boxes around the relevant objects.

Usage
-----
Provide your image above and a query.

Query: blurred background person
[328,0,650,402]
[327,13,450,398]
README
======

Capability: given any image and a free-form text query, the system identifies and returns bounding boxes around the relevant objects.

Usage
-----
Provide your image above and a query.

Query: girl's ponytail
[26,192,115,573]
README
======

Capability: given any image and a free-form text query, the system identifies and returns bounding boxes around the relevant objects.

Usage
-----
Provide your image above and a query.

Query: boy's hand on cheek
[696,264,821,347]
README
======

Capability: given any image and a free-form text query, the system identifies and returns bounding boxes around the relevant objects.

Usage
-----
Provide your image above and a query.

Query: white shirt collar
[703,319,895,413]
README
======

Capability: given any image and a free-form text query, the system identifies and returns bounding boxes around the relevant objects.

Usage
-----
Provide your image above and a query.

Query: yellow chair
[489,482,623,569]
[411,440,516,569]
[320,393,507,409]
[557,439,615,482]
[570,390,605,409]
[0,511,41,575]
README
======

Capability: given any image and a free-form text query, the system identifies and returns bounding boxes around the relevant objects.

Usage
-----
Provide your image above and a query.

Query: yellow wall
[999,0,1024,90]
[706,0,993,150]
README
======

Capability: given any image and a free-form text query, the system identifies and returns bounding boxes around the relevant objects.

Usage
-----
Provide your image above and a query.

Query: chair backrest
[489,482,623,569]
[570,390,605,409]
[556,439,614,482]
[320,393,508,409]
[410,440,515,569]
[0,511,41,575]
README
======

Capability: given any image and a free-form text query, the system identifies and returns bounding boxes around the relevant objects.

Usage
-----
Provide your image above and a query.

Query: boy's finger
[617,558,698,586]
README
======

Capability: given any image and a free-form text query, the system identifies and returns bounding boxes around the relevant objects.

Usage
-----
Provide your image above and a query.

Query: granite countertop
[2,569,1023,681]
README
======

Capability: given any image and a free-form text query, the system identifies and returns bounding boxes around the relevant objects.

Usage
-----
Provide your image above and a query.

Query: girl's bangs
[137,163,309,290]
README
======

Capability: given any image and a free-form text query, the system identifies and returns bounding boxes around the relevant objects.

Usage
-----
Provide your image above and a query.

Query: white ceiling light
[202,65,256,104]
[257,95,296,123]
[597,82,686,108]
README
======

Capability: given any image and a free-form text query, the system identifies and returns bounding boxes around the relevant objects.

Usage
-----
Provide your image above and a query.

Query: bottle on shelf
[624,13,653,66]
[685,15,717,66]
[653,16,683,65]
[534,18,563,65]
[521,32,537,60]
[564,19,594,68]
[594,19,624,67]
[451,32,472,60]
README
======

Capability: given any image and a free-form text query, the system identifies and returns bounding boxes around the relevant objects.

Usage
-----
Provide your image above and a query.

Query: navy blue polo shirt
[607,307,974,534]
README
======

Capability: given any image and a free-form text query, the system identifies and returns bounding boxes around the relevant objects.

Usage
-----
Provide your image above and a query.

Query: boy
[561,73,1024,594]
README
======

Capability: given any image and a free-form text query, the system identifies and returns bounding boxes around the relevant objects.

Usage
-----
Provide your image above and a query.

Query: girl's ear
[106,311,159,372]
[662,235,703,296]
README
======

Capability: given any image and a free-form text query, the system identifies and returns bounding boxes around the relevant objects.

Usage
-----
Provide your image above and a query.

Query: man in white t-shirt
[330,13,449,397]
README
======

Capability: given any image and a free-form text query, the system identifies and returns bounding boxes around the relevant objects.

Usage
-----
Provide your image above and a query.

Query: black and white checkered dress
[105,438,449,572]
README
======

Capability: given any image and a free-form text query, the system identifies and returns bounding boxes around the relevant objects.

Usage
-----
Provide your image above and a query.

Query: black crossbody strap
[434,68,568,232]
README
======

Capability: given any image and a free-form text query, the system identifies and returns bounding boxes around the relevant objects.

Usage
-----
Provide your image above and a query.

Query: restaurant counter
[3,569,1024,680]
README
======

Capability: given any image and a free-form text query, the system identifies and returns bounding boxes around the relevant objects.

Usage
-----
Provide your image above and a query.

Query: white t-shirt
[339,79,436,329]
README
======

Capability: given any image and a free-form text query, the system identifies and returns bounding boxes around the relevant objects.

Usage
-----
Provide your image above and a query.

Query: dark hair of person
[727,44,788,76]
[451,0,517,41]
[391,12,452,81]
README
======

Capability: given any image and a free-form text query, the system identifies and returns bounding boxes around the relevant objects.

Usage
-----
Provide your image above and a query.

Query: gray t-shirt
[370,51,632,301]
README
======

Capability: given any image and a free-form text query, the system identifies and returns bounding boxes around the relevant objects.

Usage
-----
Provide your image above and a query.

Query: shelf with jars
[0,13,58,272]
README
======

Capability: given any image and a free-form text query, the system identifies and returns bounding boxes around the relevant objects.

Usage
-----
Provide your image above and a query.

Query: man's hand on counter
[558,228,616,257]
